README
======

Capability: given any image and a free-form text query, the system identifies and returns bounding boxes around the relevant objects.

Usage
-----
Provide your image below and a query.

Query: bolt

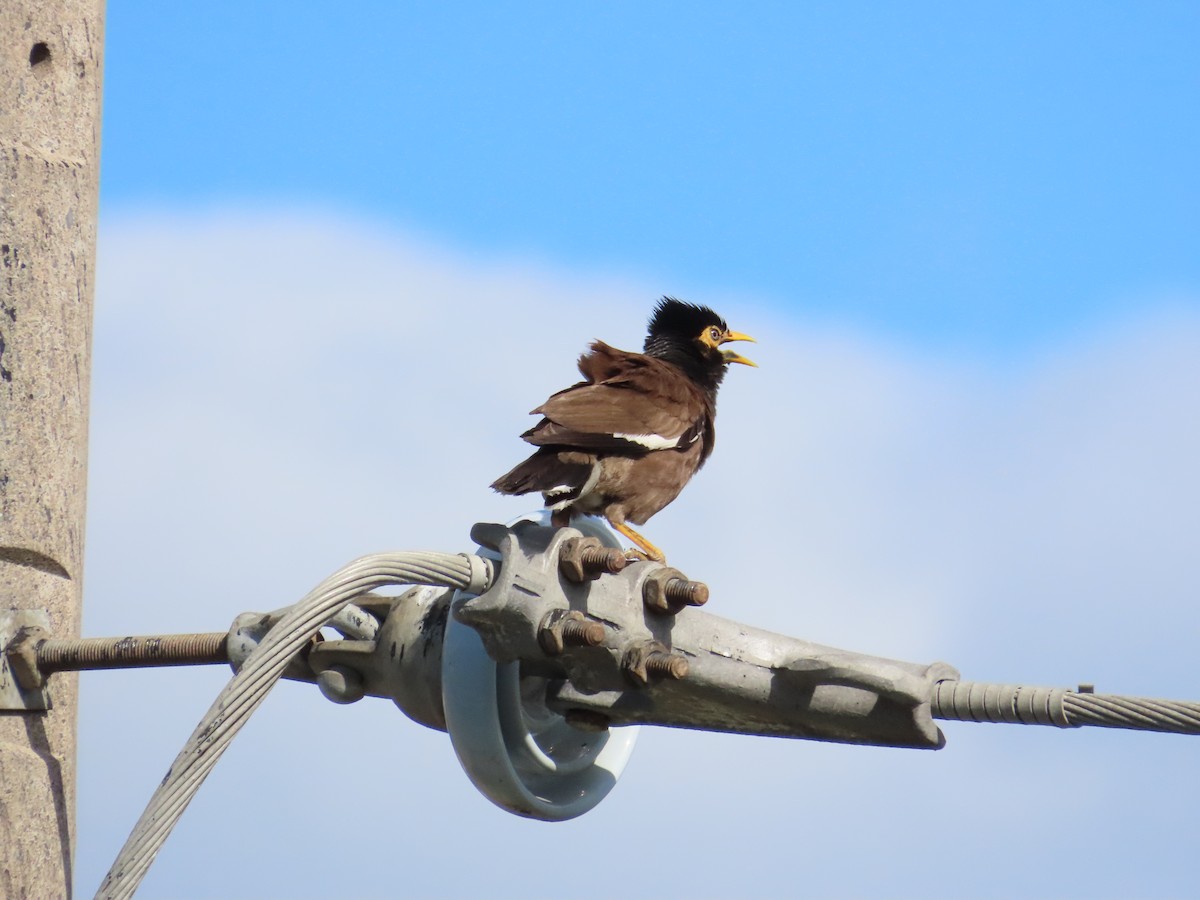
[642,567,709,614]
[663,578,708,608]
[645,651,689,681]
[539,610,608,656]
[580,545,627,575]
[559,536,628,583]
[36,632,229,671]
[5,629,231,688]
[561,618,606,648]
[623,640,689,686]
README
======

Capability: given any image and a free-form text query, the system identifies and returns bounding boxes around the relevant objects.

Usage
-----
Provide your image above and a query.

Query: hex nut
[559,536,628,583]
[642,568,709,615]
[539,609,607,656]
[623,640,689,687]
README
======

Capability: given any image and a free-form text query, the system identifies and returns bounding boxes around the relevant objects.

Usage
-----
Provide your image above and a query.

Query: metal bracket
[458,520,957,749]
[0,609,53,711]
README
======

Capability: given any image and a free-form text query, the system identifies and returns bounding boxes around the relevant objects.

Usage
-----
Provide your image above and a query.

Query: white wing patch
[612,432,682,450]
[543,462,601,511]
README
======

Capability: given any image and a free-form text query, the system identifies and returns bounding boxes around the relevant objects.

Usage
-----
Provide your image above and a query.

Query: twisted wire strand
[1063,692,1200,733]
[96,552,492,900]
[931,680,1200,735]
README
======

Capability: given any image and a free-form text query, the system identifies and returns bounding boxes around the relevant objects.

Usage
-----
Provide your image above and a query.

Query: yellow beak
[720,330,757,367]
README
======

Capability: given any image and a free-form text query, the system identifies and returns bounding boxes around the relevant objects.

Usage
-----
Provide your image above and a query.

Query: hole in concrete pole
[30,43,51,66]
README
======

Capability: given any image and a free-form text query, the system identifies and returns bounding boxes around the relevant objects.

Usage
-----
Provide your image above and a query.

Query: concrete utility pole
[1,2,104,896]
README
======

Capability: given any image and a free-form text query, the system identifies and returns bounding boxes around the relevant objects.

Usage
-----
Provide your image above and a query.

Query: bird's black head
[643,297,756,390]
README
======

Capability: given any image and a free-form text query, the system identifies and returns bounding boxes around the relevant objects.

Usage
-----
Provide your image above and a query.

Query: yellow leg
[609,519,666,563]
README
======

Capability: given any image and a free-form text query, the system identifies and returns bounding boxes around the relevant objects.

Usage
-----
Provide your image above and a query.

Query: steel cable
[95,551,493,900]
[931,680,1200,735]
[1063,692,1200,733]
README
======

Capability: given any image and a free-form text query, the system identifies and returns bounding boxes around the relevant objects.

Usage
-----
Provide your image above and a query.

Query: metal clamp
[0,610,53,710]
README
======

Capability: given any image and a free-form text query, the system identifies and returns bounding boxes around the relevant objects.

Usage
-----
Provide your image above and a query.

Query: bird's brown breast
[586,438,707,526]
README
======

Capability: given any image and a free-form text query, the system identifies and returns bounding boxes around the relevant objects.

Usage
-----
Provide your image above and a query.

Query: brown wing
[522,342,709,453]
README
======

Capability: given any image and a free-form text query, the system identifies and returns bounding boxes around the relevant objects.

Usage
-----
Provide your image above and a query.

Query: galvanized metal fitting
[5,625,49,690]
[558,536,628,583]
[641,567,709,615]
[564,708,612,732]
[1,611,54,710]
[623,640,689,686]
[316,664,366,704]
[538,609,607,657]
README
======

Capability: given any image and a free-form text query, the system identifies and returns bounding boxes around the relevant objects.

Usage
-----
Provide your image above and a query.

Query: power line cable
[95,551,492,900]
[931,680,1200,734]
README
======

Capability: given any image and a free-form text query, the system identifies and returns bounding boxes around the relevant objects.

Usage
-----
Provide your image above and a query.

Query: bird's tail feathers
[491,450,593,498]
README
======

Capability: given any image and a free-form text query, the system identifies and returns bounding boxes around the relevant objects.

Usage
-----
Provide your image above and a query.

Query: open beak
[720,330,757,367]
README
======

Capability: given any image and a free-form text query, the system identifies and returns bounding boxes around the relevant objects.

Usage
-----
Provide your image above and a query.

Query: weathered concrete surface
[0,2,104,896]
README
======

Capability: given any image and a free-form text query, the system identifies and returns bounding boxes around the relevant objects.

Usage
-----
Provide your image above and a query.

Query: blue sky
[101,2,1199,350]
[79,4,1200,898]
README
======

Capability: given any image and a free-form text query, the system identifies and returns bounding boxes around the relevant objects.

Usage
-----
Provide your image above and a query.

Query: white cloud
[79,208,1200,898]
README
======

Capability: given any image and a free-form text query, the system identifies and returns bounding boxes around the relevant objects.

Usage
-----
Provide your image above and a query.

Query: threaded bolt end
[645,651,689,680]
[559,537,629,582]
[561,619,606,648]
[664,578,709,608]
[37,633,229,672]
[579,546,628,576]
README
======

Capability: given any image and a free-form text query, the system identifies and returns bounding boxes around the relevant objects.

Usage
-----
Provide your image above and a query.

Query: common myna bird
[491,296,755,562]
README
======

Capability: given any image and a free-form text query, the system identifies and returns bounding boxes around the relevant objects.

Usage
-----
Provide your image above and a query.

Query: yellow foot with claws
[623,546,663,563]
